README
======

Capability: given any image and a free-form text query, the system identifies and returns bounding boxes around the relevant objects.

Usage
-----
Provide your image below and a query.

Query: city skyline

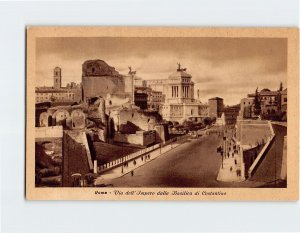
[36,37,287,106]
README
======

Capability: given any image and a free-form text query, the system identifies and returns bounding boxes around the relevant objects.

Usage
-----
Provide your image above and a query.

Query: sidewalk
[94,139,186,185]
[217,127,245,182]
[217,153,245,182]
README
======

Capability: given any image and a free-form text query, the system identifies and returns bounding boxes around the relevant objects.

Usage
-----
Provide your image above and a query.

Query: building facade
[224,105,240,125]
[133,76,147,88]
[35,67,82,103]
[146,79,168,93]
[248,88,280,115]
[208,97,224,118]
[159,65,202,123]
[53,67,62,89]
[239,97,254,119]
[147,90,164,111]
[238,86,287,121]
[134,92,148,110]
[279,88,287,113]
[35,87,81,103]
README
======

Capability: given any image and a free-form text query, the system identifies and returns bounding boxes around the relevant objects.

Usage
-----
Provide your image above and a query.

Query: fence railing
[98,134,188,173]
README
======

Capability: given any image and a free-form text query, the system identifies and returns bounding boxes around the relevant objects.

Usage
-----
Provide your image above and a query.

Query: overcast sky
[36,37,287,105]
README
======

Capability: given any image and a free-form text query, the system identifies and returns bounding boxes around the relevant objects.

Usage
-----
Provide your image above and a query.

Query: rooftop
[168,70,192,79]
[248,90,279,97]
[209,97,223,100]
[35,87,78,93]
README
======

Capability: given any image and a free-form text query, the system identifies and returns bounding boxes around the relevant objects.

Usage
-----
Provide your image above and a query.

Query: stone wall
[81,59,133,102]
[62,130,93,187]
[242,144,264,178]
[114,130,156,147]
[82,76,128,100]
[154,124,169,143]
[35,126,63,140]
[208,98,224,118]
[280,135,287,180]
[118,109,160,132]
[236,120,272,147]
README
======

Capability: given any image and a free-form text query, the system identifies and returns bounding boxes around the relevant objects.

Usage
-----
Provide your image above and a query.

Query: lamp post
[223,126,227,160]
[221,150,224,169]
[217,145,224,169]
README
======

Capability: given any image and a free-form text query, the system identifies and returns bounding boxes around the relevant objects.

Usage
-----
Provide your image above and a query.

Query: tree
[203,117,212,126]
[279,82,283,91]
[253,88,261,116]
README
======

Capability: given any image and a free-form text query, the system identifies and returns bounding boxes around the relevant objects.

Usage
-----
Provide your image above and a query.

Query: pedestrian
[131,170,134,176]
[141,156,143,162]
[230,166,232,172]
[234,159,237,165]
[232,152,234,158]
[148,154,151,159]
[133,160,136,166]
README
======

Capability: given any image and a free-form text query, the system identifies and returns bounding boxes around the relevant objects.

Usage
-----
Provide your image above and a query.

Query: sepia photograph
[2,1,300,232]
[26,27,299,200]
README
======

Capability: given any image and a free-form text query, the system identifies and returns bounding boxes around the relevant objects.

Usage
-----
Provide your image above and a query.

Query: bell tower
[53,67,62,89]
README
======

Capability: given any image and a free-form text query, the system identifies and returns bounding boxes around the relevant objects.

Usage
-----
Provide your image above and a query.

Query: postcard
[26,27,299,200]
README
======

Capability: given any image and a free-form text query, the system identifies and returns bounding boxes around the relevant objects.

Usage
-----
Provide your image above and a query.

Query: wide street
[111,131,226,187]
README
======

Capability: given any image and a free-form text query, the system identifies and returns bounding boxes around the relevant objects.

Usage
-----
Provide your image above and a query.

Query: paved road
[250,124,287,184]
[111,133,225,187]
